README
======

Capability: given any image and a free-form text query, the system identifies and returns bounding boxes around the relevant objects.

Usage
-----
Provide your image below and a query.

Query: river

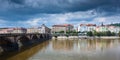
[1,39,120,60]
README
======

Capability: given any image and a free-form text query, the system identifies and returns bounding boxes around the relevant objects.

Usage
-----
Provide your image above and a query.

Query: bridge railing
[0,33,51,37]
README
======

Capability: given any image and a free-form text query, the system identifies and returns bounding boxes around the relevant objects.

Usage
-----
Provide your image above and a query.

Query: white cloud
[0,19,6,23]
[26,18,41,26]
[0,19,13,27]
[18,10,120,27]
[94,17,106,22]
[24,10,97,26]
[46,9,97,24]
[1,9,120,28]
[82,15,120,25]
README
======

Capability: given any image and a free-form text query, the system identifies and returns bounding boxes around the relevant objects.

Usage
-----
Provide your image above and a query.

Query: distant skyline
[0,0,120,28]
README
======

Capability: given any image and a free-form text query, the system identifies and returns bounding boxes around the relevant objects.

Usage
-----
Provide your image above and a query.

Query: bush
[59,31,64,33]
[91,31,116,37]
[87,31,93,36]
[119,31,120,37]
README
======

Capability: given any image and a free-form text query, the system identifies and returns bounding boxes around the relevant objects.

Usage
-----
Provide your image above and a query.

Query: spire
[101,22,104,26]
[41,24,45,26]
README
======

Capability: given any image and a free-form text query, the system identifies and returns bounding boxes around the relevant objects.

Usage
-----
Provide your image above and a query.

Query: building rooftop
[80,24,96,26]
[52,24,73,27]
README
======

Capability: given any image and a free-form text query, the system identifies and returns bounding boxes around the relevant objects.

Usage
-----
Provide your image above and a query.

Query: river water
[1,39,120,60]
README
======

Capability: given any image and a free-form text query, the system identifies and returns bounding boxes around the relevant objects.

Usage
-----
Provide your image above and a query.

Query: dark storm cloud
[8,0,25,4]
[1,0,120,13]
[0,0,120,21]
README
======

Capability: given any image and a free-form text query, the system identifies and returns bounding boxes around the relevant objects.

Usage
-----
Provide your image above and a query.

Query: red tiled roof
[63,24,73,26]
[52,24,73,27]
[52,25,66,27]
[80,24,86,26]
[86,24,96,26]
[80,24,96,26]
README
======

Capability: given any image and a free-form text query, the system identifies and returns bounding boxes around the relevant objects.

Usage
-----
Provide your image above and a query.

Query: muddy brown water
[1,39,120,60]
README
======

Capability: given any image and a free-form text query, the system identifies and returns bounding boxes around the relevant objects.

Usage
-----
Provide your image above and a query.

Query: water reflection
[74,39,120,53]
[29,39,120,60]
[0,41,49,60]
[1,39,120,60]
[52,40,73,51]
[51,39,120,53]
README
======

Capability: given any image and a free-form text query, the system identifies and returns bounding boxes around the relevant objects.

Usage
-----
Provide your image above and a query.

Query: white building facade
[78,24,96,32]
[78,24,120,33]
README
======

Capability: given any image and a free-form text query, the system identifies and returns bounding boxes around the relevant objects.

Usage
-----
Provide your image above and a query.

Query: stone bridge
[0,33,52,54]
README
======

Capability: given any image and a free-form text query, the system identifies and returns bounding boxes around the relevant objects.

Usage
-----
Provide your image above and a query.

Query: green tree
[66,30,78,36]
[119,31,120,37]
[93,30,97,36]
[59,31,64,33]
[106,31,112,36]
[111,32,115,36]
[87,31,93,36]
[96,32,101,37]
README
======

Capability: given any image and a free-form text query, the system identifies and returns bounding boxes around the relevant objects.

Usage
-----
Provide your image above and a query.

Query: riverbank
[52,36,78,40]
[90,36,120,39]
[52,36,120,40]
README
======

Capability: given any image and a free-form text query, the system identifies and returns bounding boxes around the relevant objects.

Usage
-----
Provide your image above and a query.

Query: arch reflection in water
[0,41,49,60]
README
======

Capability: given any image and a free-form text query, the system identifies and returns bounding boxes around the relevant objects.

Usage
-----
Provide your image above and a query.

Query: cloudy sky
[0,0,120,28]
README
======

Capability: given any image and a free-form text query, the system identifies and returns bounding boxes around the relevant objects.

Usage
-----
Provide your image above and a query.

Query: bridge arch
[40,34,44,39]
[31,35,38,40]
[17,36,31,46]
[0,37,18,51]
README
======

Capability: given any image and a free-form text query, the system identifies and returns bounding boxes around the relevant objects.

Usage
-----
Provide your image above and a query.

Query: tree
[59,31,64,33]
[66,31,71,34]
[87,31,93,36]
[106,31,111,36]
[66,30,78,36]
[66,34,69,37]
[110,23,120,27]
[111,32,115,36]
[119,31,120,37]
[93,30,97,36]
[96,32,101,37]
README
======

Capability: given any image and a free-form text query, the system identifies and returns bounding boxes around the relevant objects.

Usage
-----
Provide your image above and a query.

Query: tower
[101,22,104,26]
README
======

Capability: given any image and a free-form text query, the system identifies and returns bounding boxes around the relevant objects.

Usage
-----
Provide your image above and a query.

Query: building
[39,24,51,33]
[107,26,120,33]
[95,25,120,33]
[52,24,74,34]
[27,24,51,34]
[96,26,108,32]
[78,24,96,32]
[86,24,96,31]
[27,28,39,33]
[77,23,120,33]
[0,28,27,34]
[12,28,27,33]
[0,28,12,34]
